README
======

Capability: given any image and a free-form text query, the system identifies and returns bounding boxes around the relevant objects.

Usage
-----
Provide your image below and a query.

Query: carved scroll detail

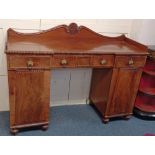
[66,23,79,35]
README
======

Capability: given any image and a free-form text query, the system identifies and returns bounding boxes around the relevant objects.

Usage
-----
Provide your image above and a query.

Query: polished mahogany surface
[6,23,148,55]
[5,23,149,134]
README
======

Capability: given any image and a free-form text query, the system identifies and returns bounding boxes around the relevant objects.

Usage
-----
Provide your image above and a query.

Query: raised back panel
[6,23,148,55]
[7,23,126,41]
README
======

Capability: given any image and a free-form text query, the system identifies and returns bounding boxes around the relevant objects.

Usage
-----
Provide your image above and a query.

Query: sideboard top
[6,23,148,55]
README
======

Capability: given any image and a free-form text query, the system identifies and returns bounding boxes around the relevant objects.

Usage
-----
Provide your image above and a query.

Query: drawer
[115,56,147,68]
[77,55,91,67]
[52,55,76,68]
[9,55,51,69]
[92,55,114,67]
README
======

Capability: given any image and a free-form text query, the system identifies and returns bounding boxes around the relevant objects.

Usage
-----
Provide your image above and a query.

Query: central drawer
[52,55,77,68]
[92,55,114,67]
[52,54,115,68]
[76,55,91,67]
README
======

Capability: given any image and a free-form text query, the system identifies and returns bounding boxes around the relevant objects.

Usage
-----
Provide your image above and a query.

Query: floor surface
[0,105,155,136]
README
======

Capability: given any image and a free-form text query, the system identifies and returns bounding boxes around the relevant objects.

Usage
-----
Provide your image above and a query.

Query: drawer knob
[100,59,107,65]
[61,59,67,65]
[128,59,134,65]
[27,60,34,68]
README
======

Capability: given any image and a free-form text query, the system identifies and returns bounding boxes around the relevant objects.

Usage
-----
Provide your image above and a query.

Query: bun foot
[102,118,109,124]
[42,125,48,131]
[10,128,19,135]
[124,115,131,120]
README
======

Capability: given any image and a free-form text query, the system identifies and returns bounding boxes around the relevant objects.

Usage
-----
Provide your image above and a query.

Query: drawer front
[9,55,51,69]
[115,56,147,68]
[92,55,114,67]
[77,56,91,67]
[52,55,76,68]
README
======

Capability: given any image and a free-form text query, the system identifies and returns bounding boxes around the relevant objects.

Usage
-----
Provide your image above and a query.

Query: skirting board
[50,99,89,107]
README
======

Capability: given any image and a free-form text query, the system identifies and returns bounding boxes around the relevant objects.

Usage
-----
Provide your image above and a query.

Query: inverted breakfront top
[5,23,148,55]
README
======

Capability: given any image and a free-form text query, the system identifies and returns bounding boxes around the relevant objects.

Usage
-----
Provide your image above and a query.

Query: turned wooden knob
[128,59,134,65]
[61,59,67,65]
[100,59,107,65]
[27,60,34,68]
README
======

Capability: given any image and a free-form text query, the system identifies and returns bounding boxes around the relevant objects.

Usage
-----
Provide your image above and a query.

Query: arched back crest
[7,23,126,42]
[6,23,148,54]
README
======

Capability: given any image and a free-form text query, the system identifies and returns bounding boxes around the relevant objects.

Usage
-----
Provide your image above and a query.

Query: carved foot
[10,128,19,135]
[42,125,48,131]
[102,118,110,124]
[124,115,132,120]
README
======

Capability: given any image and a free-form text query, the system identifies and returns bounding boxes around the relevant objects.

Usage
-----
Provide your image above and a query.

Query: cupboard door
[8,70,50,127]
[107,68,142,116]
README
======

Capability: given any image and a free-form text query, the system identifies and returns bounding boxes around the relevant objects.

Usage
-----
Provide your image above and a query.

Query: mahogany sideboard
[5,23,148,134]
